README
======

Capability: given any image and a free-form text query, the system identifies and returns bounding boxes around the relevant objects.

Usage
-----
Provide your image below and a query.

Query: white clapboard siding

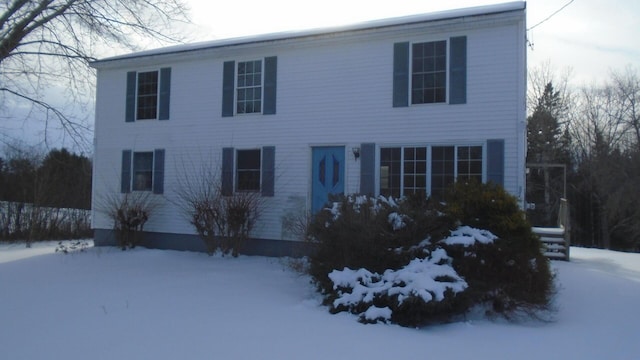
[91,4,526,242]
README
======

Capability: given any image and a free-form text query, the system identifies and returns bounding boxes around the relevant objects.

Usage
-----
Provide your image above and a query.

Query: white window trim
[377,143,486,197]
[135,69,161,121]
[131,150,155,192]
[408,39,449,106]
[234,59,265,116]
[235,148,263,192]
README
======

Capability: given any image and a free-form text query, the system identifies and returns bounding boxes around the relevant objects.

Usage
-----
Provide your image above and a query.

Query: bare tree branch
[0,0,190,148]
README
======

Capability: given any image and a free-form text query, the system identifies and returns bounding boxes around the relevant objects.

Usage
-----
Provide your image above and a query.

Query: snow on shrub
[307,188,554,327]
[328,248,467,324]
[441,226,497,246]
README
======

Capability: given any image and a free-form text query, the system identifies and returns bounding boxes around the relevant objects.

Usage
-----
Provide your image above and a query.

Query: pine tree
[526,82,571,225]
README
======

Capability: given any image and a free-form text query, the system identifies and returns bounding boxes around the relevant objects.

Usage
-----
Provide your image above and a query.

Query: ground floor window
[236,149,261,191]
[379,145,482,199]
[133,151,154,191]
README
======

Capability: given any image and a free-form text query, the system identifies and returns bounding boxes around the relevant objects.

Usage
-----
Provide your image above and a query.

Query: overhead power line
[528,0,575,31]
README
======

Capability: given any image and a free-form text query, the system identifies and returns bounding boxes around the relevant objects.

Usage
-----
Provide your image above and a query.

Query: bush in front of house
[306,183,554,326]
[442,181,554,316]
[99,191,157,250]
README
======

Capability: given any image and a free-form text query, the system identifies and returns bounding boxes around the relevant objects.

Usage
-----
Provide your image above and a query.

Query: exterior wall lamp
[352,147,360,160]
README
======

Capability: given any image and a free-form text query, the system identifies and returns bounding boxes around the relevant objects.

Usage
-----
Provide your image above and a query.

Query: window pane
[132,152,153,191]
[457,146,483,182]
[411,40,447,104]
[431,146,454,200]
[137,71,158,120]
[380,148,401,198]
[236,60,263,114]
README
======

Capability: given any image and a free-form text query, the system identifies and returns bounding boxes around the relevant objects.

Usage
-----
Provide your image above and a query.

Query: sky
[2,0,638,151]
[186,0,639,85]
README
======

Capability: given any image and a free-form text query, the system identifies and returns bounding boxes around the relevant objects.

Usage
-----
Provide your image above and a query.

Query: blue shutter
[263,57,277,115]
[121,150,132,193]
[222,147,234,196]
[393,42,409,108]
[262,146,275,196]
[125,72,136,122]
[153,149,165,194]
[158,68,171,120]
[487,139,505,186]
[449,36,467,105]
[222,61,235,117]
[360,143,376,196]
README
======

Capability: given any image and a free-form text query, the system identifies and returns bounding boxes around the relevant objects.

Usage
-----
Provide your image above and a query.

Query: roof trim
[91,1,525,66]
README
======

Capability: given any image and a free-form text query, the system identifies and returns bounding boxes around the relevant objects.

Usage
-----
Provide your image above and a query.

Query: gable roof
[91,1,525,66]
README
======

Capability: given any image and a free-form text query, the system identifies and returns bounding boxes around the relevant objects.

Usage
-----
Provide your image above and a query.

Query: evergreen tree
[526,82,571,226]
[37,149,92,210]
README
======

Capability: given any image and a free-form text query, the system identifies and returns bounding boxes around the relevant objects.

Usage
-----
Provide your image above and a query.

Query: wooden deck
[532,199,571,261]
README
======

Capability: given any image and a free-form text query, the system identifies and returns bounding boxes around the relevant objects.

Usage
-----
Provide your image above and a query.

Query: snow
[1,242,640,359]
[329,248,466,311]
[92,2,525,66]
[441,226,498,246]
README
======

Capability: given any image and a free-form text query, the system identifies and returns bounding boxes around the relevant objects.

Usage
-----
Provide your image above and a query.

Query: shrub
[174,164,263,257]
[443,181,554,316]
[307,194,453,297]
[307,184,555,326]
[307,194,463,326]
[99,192,157,250]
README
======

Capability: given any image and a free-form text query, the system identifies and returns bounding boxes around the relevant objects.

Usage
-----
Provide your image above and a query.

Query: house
[90,2,527,256]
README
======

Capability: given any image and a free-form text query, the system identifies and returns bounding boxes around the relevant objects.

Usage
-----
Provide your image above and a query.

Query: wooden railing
[532,198,571,261]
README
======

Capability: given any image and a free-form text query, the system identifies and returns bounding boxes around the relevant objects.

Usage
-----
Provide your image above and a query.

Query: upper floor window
[237,60,263,114]
[222,57,277,117]
[126,68,171,122]
[393,36,466,107]
[412,41,447,104]
[137,71,159,120]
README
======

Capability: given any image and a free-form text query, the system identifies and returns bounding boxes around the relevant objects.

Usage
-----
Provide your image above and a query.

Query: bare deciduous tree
[0,0,190,148]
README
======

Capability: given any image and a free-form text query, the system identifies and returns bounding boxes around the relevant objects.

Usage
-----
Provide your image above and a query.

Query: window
[431,146,455,200]
[379,145,483,200]
[125,68,171,122]
[137,71,159,120]
[411,41,447,104]
[121,149,165,194]
[431,145,483,200]
[403,147,427,196]
[379,147,427,197]
[457,146,483,183]
[380,148,401,197]
[236,60,262,114]
[133,152,154,191]
[236,149,261,191]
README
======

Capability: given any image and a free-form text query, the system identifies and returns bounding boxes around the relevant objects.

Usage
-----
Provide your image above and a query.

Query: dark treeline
[526,65,640,251]
[0,147,92,243]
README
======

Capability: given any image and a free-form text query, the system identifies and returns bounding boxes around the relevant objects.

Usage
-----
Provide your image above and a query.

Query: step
[544,251,567,259]
[540,236,566,244]
[544,243,566,251]
[532,226,565,236]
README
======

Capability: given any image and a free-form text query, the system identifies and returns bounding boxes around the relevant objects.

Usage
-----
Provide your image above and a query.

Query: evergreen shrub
[307,183,554,326]
[443,181,554,315]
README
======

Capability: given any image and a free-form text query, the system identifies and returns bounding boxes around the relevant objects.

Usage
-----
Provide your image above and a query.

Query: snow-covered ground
[1,241,639,359]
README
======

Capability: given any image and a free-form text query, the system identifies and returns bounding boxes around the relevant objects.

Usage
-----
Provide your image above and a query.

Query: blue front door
[312,146,345,213]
